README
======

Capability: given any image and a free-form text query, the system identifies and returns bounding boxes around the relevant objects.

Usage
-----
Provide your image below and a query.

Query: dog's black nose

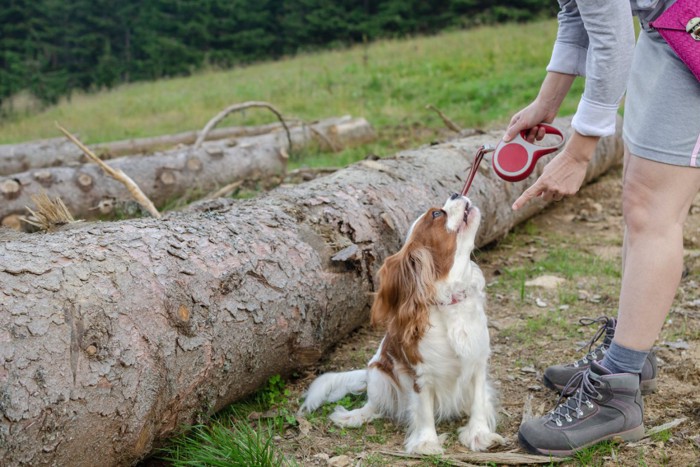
[450,193,461,200]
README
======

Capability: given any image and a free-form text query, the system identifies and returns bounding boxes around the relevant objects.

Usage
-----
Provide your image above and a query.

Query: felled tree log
[0,120,307,176]
[0,117,623,467]
[0,117,376,227]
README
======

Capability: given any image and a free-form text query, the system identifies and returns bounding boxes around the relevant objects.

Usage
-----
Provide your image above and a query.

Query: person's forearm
[572,1,635,137]
[535,71,577,121]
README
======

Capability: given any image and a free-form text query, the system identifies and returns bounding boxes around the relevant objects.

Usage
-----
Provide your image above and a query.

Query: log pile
[0,116,376,227]
[0,116,624,466]
[0,120,320,175]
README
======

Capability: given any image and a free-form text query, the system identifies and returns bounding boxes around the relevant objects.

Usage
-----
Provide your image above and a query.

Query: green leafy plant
[256,374,298,431]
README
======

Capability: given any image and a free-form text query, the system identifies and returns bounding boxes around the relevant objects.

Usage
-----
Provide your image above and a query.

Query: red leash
[461,145,494,196]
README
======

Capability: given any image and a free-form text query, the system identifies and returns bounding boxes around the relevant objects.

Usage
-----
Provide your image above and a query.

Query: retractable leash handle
[492,123,565,182]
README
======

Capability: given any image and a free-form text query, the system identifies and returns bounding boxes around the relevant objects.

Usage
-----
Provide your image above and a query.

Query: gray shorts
[623,26,700,167]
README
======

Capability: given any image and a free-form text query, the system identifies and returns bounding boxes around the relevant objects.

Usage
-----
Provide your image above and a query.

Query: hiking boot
[519,361,645,457]
[543,316,658,395]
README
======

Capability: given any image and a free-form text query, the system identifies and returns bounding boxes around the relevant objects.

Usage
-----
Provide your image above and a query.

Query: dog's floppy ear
[371,246,435,364]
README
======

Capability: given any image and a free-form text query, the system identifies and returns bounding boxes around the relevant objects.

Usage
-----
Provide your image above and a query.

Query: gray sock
[601,341,649,375]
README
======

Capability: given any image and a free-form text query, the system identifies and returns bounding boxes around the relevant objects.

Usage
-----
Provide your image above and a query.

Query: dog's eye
[431,210,444,219]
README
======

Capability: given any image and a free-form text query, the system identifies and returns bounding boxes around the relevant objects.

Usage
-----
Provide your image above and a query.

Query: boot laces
[549,370,602,426]
[572,316,615,367]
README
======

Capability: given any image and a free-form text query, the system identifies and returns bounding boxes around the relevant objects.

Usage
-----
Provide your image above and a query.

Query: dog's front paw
[458,424,505,452]
[405,432,444,455]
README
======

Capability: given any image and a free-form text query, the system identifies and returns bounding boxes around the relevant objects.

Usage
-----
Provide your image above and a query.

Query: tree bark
[0,117,376,226]
[0,119,339,176]
[0,117,623,467]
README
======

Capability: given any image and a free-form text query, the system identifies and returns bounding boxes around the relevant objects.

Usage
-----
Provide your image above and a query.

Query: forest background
[0,0,556,110]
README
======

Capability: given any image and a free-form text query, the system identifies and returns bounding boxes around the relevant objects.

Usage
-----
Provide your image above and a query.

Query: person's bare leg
[615,152,700,351]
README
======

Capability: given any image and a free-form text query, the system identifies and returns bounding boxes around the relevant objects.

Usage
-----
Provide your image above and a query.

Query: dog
[299,194,504,454]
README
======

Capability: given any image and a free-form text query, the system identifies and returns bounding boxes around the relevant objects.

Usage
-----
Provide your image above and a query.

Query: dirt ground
[280,165,700,466]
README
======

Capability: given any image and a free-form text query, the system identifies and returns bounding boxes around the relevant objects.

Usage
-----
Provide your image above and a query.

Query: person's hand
[512,132,599,210]
[503,100,557,143]
[503,72,576,143]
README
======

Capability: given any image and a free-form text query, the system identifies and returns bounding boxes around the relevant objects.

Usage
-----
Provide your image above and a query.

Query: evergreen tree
[0,0,557,110]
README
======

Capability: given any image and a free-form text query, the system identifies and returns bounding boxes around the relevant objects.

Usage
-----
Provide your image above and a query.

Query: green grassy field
[0,19,584,170]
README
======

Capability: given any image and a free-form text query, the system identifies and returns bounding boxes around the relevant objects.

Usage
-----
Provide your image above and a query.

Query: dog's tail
[298,369,367,414]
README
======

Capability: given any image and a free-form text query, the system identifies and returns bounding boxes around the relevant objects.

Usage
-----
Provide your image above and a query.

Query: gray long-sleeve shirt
[548,0,669,137]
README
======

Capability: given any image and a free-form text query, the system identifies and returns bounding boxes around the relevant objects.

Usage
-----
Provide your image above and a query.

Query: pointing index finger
[512,183,541,211]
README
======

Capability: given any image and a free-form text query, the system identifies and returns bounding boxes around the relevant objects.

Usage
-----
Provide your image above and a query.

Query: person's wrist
[532,97,558,122]
[534,72,576,120]
[565,131,599,164]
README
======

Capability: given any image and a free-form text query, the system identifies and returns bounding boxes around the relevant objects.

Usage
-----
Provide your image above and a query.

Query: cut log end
[205,148,224,158]
[96,199,115,215]
[33,171,54,186]
[326,119,377,149]
[158,170,177,186]
[1,214,22,230]
[186,158,203,172]
[1,179,21,199]
[75,173,94,191]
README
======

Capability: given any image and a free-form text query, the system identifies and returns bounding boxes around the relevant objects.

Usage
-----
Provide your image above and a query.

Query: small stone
[664,339,689,350]
[535,298,547,308]
[525,275,566,289]
[327,455,352,467]
[297,417,311,437]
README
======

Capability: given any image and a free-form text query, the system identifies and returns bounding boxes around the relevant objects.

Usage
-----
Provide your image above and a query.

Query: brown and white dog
[299,194,504,454]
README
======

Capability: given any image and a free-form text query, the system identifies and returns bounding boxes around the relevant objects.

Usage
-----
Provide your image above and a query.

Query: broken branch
[193,101,292,152]
[55,123,162,219]
[426,104,463,133]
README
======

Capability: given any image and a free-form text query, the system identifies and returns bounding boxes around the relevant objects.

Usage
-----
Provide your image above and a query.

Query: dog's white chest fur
[415,263,491,420]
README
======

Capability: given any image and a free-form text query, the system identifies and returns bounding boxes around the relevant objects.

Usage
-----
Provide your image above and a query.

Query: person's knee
[621,177,656,235]
[622,175,688,239]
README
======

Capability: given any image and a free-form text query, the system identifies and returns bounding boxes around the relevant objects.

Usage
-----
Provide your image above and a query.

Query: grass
[492,246,620,302]
[160,374,299,466]
[572,441,619,466]
[0,19,585,172]
[159,418,292,467]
